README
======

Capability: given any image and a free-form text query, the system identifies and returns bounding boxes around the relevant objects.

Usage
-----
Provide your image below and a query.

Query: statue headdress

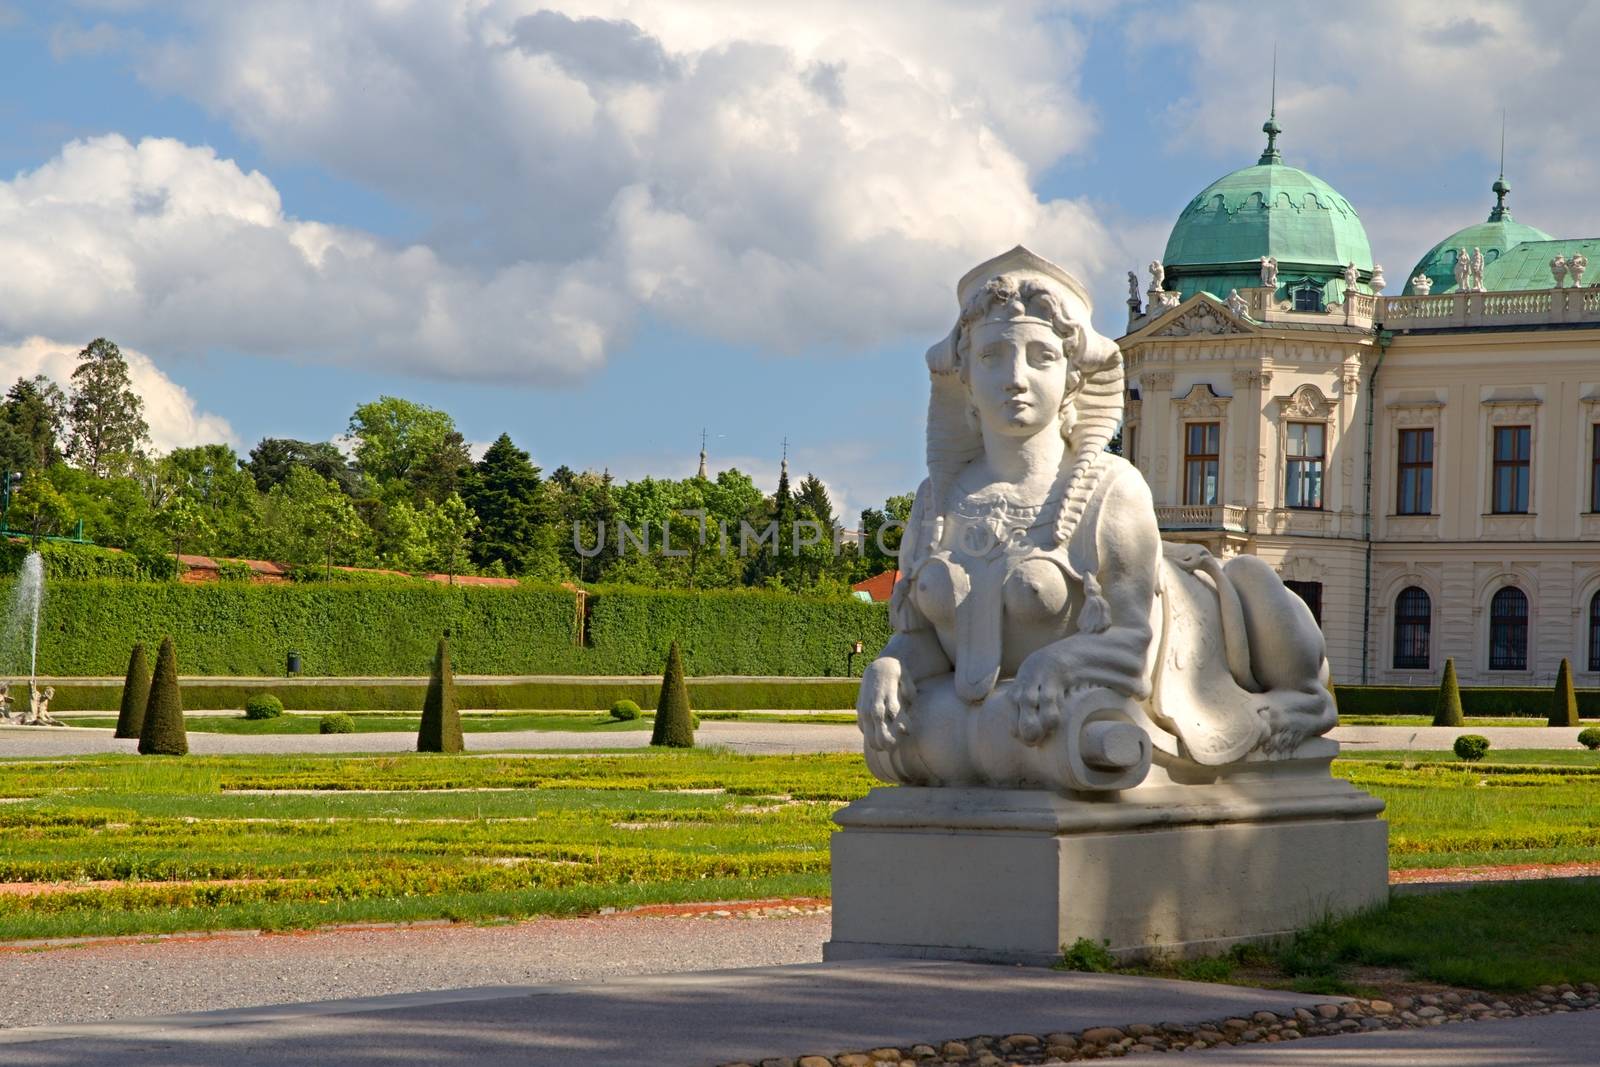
[919,245,1124,558]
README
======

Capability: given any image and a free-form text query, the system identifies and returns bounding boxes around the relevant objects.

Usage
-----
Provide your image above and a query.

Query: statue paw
[1011,668,1067,746]
[857,659,916,751]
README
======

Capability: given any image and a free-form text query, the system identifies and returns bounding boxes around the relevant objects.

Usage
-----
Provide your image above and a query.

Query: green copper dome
[1161,121,1373,305]
[1402,177,1552,294]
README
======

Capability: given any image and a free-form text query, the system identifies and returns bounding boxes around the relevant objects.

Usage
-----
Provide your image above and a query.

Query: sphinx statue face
[966,318,1071,439]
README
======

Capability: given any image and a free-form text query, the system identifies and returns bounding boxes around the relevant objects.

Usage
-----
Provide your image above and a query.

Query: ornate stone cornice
[1174,382,1229,420]
[1274,384,1333,420]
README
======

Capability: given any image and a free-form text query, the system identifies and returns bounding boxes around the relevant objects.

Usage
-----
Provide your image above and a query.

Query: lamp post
[0,471,20,535]
[847,639,864,677]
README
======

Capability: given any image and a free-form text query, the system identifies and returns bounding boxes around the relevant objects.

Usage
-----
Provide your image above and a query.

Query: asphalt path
[0,959,1348,1067]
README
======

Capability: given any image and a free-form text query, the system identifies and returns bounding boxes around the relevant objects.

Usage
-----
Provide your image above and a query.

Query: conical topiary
[417,636,463,753]
[1433,657,1464,727]
[114,642,152,739]
[650,640,695,748]
[1550,657,1580,727]
[137,636,188,755]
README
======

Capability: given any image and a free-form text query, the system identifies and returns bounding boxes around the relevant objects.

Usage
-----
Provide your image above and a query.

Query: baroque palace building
[1119,110,1600,686]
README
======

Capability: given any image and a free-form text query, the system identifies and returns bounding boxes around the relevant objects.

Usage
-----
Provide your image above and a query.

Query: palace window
[1124,425,1138,467]
[1393,586,1431,669]
[1590,592,1600,672]
[1587,588,1600,671]
[1488,586,1529,671]
[1396,428,1434,515]
[1285,423,1325,509]
[1284,580,1322,626]
[1292,284,1324,312]
[1491,426,1531,514]
[1184,422,1220,506]
[1591,426,1600,512]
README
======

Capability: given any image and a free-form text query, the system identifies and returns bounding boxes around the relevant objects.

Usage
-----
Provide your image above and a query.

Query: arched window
[1488,587,1529,671]
[1292,283,1324,313]
[1393,587,1431,669]
[1589,592,1600,672]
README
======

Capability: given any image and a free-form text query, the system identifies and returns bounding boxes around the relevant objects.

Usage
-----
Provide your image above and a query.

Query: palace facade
[1120,116,1600,685]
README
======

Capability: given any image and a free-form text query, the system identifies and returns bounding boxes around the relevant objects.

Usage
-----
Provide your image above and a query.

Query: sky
[1,1,1598,525]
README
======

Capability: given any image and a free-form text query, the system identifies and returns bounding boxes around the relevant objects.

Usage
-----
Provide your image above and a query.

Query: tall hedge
[1551,657,1580,727]
[1433,658,1464,727]
[650,641,695,748]
[137,636,187,755]
[113,643,151,738]
[417,637,463,753]
[10,579,889,677]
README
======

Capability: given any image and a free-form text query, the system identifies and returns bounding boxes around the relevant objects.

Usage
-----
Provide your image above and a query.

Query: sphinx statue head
[917,246,1124,559]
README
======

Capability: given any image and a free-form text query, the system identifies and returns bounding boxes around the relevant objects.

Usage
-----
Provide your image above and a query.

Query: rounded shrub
[609,699,641,721]
[1453,734,1490,762]
[1579,727,1600,751]
[244,694,285,720]
[319,713,356,734]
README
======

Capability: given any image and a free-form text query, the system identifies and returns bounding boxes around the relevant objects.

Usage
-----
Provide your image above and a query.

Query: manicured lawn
[1,751,1599,945]
[1338,715,1571,728]
[58,711,857,733]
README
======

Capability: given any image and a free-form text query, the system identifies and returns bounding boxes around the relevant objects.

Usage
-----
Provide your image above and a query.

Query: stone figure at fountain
[0,682,12,722]
[22,685,57,726]
[856,246,1336,793]
[829,248,1385,964]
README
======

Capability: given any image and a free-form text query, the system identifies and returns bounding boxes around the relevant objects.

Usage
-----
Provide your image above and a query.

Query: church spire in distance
[1258,46,1282,165]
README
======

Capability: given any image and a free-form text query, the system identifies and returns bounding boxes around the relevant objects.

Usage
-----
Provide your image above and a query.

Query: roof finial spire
[1259,45,1282,165]
[697,427,708,479]
[1489,109,1512,222]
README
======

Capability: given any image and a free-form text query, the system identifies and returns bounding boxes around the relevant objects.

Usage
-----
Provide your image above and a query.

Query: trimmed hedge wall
[583,585,892,676]
[13,579,890,678]
[44,678,863,712]
[1336,684,1600,719]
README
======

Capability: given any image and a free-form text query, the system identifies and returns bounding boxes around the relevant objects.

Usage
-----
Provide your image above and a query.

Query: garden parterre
[1,751,1599,943]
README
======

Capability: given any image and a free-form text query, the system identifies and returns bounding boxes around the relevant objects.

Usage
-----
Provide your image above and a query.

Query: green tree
[417,636,463,753]
[1433,657,1464,727]
[137,635,188,756]
[375,499,432,572]
[549,466,616,582]
[67,338,149,477]
[650,640,695,748]
[1551,657,1580,727]
[346,397,468,503]
[3,376,67,470]
[158,445,261,557]
[461,433,550,575]
[860,492,913,579]
[10,472,73,541]
[424,492,478,581]
[114,643,152,739]
[259,468,371,571]
[244,438,362,496]
[156,495,212,562]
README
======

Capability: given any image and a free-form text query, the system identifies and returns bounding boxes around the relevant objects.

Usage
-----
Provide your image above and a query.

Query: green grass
[1340,748,1600,767]
[1338,715,1565,728]
[4,750,1600,946]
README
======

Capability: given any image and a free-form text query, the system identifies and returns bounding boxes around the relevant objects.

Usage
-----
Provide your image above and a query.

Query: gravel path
[5,722,1593,758]
[0,908,832,1030]
[0,721,863,757]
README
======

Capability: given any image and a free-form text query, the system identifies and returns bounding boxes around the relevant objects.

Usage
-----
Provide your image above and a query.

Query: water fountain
[1,551,59,726]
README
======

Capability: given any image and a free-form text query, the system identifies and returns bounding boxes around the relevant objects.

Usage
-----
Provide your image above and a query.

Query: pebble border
[716,983,1600,1066]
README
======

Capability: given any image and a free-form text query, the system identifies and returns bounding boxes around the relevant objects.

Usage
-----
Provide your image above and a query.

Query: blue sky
[2,1,1596,523]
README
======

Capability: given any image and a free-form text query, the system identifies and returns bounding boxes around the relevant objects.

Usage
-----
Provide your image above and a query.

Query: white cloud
[0,336,235,453]
[39,0,1117,372]
[0,135,617,383]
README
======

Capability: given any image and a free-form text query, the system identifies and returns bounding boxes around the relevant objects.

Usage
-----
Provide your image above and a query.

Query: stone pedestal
[825,741,1387,964]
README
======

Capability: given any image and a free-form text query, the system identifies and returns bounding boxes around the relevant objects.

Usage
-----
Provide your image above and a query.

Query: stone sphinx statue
[856,246,1335,794]
[830,247,1385,965]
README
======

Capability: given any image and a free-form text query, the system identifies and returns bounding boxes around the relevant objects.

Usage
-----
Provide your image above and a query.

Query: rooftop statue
[1552,254,1569,288]
[1342,262,1358,290]
[1147,260,1165,291]
[1410,273,1433,296]
[1453,248,1471,291]
[855,246,1336,793]
[1370,265,1386,293]
[1571,253,1587,287]
[1471,247,1486,292]
[1259,255,1278,288]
